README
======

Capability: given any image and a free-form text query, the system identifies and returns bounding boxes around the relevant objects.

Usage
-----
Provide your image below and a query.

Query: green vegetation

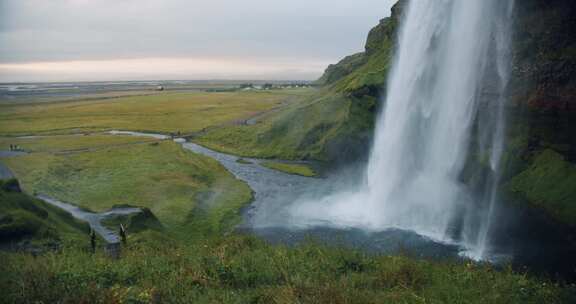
[0,89,573,302]
[508,149,576,225]
[261,161,316,177]
[2,135,252,229]
[1,235,574,303]
[0,2,574,300]
[196,3,403,162]
[196,94,355,160]
[101,207,164,234]
[0,179,87,246]
[0,91,304,136]
[0,134,156,153]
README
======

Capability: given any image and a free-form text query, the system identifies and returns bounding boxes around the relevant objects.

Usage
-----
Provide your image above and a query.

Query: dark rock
[0,178,22,193]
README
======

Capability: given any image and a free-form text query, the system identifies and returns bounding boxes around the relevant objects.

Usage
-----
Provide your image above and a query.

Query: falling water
[290,0,515,260]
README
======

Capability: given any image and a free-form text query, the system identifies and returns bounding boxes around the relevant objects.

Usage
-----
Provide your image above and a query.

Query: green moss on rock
[0,185,87,245]
[508,149,576,225]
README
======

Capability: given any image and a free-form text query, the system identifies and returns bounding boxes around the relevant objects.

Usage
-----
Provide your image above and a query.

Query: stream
[112,131,463,260]
[2,131,574,279]
[116,132,576,280]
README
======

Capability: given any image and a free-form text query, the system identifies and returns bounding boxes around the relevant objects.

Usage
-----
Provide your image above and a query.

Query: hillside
[196,1,406,163]
[0,179,87,250]
[502,0,576,226]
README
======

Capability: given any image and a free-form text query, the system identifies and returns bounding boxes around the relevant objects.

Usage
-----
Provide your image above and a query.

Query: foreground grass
[1,234,574,304]
[261,161,317,177]
[2,135,252,228]
[1,173,574,303]
[0,90,306,136]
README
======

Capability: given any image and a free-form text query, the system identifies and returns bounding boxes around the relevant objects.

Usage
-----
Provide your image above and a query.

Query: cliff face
[306,0,406,162]
[503,0,576,226]
[317,0,405,96]
[315,0,576,225]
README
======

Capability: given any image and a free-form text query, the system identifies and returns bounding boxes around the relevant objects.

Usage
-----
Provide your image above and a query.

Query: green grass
[0,134,157,153]
[2,135,252,230]
[261,161,316,177]
[196,93,357,161]
[0,90,307,136]
[194,13,394,163]
[0,234,573,304]
[508,149,576,225]
[0,179,87,246]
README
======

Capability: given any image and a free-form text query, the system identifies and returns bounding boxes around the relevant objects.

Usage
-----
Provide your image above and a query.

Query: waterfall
[290,0,515,260]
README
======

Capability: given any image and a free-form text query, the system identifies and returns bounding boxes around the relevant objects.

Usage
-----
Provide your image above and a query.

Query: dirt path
[38,194,141,244]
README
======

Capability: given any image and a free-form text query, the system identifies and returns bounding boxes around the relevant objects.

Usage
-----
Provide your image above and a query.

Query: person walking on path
[90,229,96,254]
[119,224,127,245]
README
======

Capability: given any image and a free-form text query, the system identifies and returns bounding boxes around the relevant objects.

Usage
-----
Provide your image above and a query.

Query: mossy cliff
[317,0,576,226]
[0,179,87,249]
[502,0,576,226]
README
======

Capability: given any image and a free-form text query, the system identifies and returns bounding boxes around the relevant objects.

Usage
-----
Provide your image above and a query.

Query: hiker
[90,229,96,254]
[119,224,127,245]
[177,130,181,136]
[9,144,13,151]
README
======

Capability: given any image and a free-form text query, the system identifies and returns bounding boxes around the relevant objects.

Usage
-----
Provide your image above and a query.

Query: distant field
[0,134,156,153]
[0,89,312,136]
[195,92,353,160]
[1,135,252,229]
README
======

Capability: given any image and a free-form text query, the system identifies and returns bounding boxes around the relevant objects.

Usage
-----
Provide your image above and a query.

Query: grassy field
[0,90,310,136]
[195,92,357,160]
[1,135,252,229]
[261,161,317,177]
[0,134,156,153]
[1,234,574,304]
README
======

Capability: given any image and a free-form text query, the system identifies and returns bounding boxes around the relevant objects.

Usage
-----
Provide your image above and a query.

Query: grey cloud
[0,0,397,80]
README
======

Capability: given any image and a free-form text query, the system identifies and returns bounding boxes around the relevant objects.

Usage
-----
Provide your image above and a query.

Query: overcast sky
[0,0,397,82]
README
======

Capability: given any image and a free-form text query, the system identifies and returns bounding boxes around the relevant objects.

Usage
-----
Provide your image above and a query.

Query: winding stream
[113,132,576,279]
[112,131,463,260]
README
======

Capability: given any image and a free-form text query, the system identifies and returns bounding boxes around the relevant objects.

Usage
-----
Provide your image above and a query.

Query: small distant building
[156,85,165,91]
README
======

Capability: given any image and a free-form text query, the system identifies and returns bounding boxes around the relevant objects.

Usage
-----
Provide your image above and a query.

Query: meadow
[1,135,252,229]
[1,89,575,303]
[0,90,310,136]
